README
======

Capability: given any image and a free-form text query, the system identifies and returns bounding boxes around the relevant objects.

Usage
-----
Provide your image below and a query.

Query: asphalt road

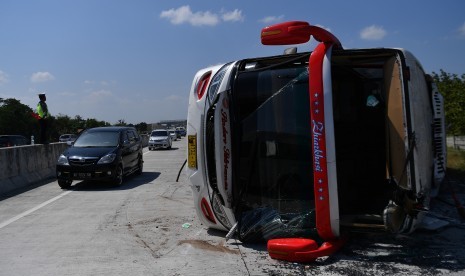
[1,138,464,276]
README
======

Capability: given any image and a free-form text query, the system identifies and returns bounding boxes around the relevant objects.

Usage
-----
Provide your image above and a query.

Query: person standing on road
[36,93,51,144]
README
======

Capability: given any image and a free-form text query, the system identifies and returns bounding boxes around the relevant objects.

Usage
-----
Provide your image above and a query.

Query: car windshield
[73,131,119,147]
[151,131,168,137]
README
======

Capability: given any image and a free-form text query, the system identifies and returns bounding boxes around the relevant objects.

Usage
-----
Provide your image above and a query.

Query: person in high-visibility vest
[36,93,51,144]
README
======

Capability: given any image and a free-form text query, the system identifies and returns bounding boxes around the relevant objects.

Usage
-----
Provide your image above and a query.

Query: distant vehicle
[56,126,143,189]
[186,21,446,262]
[148,129,172,150]
[59,134,77,143]
[169,130,178,141]
[176,127,186,137]
[174,129,182,139]
[0,135,28,148]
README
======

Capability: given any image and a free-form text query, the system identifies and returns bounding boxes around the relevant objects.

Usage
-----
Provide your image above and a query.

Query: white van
[58,134,77,143]
[186,21,446,262]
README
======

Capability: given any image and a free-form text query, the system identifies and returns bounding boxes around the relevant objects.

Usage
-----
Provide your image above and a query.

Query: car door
[126,130,139,168]
[120,130,133,172]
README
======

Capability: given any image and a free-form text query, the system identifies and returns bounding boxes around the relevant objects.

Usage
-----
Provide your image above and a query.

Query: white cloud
[30,71,55,82]
[160,5,219,26]
[165,94,184,101]
[222,9,244,22]
[83,89,113,104]
[160,6,244,26]
[84,80,112,86]
[459,22,465,37]
[90,89,112,98]
[360,25,387,41]
[259,15,284,24]
[0,70,9,84]
[58,91,76,97]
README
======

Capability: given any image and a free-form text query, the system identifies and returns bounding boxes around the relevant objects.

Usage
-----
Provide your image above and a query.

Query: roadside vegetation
[447,147,465,179]
[432,70,465,179]
[0,98,149,142]
[432,70,465,136]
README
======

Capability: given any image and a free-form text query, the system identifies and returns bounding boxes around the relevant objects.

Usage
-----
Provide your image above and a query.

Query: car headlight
[98,154,116,164]
[207,63,231,103]
[57,154,69,166]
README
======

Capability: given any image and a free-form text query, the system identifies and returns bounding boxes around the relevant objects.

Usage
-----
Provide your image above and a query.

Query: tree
[85,118,108,129]
[72,115,86,132]
[0,97,114,141]
[432,70,465,135]
[54,114,73,136]
[115,119,127,126]
[49,114,111,140]
[0,98,39,139]
[135,122,148,133]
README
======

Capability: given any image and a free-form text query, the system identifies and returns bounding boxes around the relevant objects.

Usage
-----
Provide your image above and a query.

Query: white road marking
[0,190,73,229]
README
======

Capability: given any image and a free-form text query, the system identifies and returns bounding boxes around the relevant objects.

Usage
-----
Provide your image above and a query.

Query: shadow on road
[0,177,57,201]
[228,173,465,274]
[148,147,180,151]
[71,171,161,192]
[207,228,230,238]
[330,230,465,273]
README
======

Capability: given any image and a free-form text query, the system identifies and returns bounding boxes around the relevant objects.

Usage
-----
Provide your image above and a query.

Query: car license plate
[75,172,91,178]
[188,135,197,169]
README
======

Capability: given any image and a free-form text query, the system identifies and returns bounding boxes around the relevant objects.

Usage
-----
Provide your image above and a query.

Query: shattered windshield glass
[232,60,317,242]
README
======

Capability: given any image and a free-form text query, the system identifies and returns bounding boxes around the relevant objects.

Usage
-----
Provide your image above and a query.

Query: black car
[56,126,143,189]
[0,135,28,148]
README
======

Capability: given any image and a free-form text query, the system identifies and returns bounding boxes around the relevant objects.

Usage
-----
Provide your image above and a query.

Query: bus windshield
[231,58,317,241]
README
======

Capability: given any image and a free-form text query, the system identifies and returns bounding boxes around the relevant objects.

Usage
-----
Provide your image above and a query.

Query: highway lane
[0,138,261,276]
[1,138,464,276]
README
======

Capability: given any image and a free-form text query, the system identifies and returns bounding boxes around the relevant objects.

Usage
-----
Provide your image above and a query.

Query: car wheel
[136,157,143,175]
[58,179,72,189]
[113,165,123,186]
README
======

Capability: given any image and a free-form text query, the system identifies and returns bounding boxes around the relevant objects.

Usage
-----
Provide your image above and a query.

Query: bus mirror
[261,21,311,45]
[261,21,342,49]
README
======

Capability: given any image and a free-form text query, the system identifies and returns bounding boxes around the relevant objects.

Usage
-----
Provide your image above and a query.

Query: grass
[447,147,465,180]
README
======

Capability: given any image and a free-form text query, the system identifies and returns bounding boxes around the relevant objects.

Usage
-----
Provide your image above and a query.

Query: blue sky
[1,0,464,124]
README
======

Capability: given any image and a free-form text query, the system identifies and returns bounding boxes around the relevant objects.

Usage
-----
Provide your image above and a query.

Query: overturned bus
[186,21,446,262]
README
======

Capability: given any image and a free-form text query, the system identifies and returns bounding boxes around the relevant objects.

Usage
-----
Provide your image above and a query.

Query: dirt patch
[178,239,239,254]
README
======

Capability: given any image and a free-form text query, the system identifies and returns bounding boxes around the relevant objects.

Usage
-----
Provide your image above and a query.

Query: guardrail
[1,135,150,196]
[447,136,465,150]
[0,143,69,195]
